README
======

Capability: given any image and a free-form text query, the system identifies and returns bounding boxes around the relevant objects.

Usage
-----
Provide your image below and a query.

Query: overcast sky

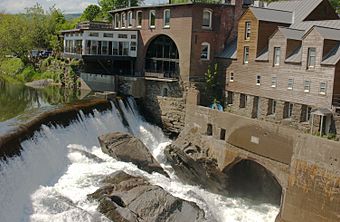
[0,0,168,14]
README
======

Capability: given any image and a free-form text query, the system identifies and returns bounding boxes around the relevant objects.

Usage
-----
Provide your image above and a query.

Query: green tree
[204,63,221,103]
[81,4,102,21]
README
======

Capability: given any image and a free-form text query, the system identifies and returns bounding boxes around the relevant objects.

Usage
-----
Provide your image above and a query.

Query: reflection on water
[0,77,92,125]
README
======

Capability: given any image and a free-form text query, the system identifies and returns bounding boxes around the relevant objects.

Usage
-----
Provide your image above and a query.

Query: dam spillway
[0,98,279,222]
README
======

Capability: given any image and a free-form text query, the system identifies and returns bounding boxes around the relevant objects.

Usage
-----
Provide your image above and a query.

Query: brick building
[224,0,340,136]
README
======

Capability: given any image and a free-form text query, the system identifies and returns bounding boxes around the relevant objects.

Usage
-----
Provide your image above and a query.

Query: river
[0,88,279,221]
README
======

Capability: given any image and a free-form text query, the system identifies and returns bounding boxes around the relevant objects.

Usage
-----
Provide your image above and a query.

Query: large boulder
[98,132,168,177]
[88,171,206,222]
[164,127,228,195]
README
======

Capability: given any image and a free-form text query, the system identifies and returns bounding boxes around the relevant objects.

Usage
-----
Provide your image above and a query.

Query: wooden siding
[226,28,336,109]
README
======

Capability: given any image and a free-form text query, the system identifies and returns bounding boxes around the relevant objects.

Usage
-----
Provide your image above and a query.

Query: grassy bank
[0,57,81,88]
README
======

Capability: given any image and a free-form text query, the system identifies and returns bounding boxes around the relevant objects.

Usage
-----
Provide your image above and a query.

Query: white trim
[127,11,133,28]
[163,9,170,28]
[149,10,156,28]
[136,11,142,28]
[200,42,210,60]
[121,12,126,28]
[202,9,212,29]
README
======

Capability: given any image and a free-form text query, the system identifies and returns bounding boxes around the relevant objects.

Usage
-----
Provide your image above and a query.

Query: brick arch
[142,34,181,78]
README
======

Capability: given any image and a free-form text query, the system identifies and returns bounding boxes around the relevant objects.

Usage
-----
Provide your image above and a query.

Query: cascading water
[0,99,279,222]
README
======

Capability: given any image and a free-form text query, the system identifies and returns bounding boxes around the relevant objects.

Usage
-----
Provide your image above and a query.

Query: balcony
[76,21,113,30]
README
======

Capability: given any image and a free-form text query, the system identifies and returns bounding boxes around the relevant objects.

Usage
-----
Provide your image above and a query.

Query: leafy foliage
[99,0,142,20]
[81,5,102,21]
[204,63,221,103]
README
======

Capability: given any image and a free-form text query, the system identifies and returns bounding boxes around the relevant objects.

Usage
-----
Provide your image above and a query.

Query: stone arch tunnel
[223,159,283,206]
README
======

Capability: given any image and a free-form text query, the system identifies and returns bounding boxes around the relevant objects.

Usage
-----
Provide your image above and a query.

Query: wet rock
[25,79,54,88]
[164,127,228,195]
[98,132,168,177]
[88,171,206,222]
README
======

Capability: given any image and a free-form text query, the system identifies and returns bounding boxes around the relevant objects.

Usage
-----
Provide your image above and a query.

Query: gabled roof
[321,43,340,65]
[267,0,324,23]
[278,27,305,40]
[218,39,237,59]
[285,45,302,63]
[290,20,340,31]
[313,26,340,41]
[249,7,293,24]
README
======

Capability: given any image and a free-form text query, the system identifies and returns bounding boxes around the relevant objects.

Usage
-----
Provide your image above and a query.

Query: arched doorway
[223,159,282,206]
[145,35,179,78]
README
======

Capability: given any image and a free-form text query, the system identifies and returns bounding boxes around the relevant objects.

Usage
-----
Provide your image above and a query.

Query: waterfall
[0,99,279,222]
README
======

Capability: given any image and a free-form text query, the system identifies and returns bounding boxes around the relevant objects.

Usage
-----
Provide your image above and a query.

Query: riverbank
[0,57,81,88]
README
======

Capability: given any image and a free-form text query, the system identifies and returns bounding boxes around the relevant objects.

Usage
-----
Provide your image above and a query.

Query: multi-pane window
[136,11,142,27]
[130,42,137,51]
[112,42,118,55]
[89,32,99,37]
[301,105,312,122]
[229,72,234,82]
[163,9,170,27]
[245,21,251,40]
[274,47,281,66]
[304,80,311,92]
[256,75,261,85]
[320,82,327,95]
[227,91,234,105]
[243,46,249,64]
[102,41,108,55]
[104,33,113,38]
[202,9,212,29]
[271,76,277,88]
[240,94,247,108]
[268,99,276,115]
[284,102,293,119]
[288,78,294,90]
[201,42,210,60]
[115,14,120,28]
[121,13,126,28]
[307,47,316,69]
[128,11,133,27]
[149,10,156,28]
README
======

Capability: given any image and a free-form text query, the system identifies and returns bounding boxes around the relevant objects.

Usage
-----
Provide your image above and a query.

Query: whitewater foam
[0,99,279,222]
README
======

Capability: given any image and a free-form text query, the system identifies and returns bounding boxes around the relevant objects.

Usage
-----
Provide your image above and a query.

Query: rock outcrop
[88,171,206,222]
[98,132,168,177]
[164,127,228,195]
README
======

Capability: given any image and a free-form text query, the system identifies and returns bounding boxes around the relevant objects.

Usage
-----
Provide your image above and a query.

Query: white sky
[0,0,168,14]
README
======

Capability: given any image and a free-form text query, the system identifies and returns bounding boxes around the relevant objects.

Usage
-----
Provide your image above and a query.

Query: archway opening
[145,35,179,78]
[223,159,282,206]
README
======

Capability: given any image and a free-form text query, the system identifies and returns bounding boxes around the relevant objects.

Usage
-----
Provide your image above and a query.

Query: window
[245,21,251,40]
[288,78,294,90]
[240,94,247,108]
[268,99,276,115]
[243,46,249,64]
[207,124,213,136]
[89,32,99,37]
[121,13,126,28]
[220,129,226,140]
[227,91,234,105]
[301,105,312,122]
[320,82,327,95]
[118,34,128,39]
[201,42,210,60]
[271,76,277,88]
[136,11,142,27]
[256,75,261,85]
[284,102,293,119]
[102,41,108,55]
[104,33,113,38]
[149,10,156,28]
[229,72,234,82]
[274,47,281,66]
[163,9,170,27]
[202,9,212,29]
[131,34,137,39]
[115,14,120,28]
[307,47,316,69]
[162,87,168,97]
[128,11,133,27]
[130,42,136,51]
[112,42,118,55]
[304,80,311,93]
